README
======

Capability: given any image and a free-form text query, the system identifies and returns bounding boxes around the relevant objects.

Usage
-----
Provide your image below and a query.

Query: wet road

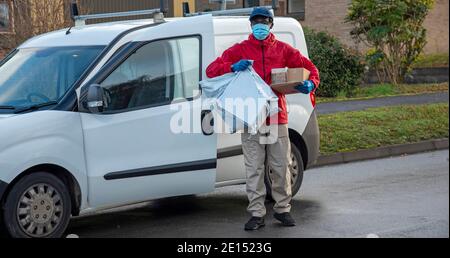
[67,150,449,238]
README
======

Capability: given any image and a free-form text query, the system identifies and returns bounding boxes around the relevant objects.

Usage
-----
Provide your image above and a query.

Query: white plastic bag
[200,66,279,134]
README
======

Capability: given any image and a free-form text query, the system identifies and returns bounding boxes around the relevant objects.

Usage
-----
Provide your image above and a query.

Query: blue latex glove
[231,59,252,72]
[295,80,315,94]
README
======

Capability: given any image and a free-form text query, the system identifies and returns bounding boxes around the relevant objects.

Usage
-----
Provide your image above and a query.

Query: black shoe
[274,212,296,226]
[244,216,265,231]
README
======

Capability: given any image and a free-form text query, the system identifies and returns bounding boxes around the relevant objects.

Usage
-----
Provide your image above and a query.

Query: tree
[346,0,434,84]
[0,0,75,50]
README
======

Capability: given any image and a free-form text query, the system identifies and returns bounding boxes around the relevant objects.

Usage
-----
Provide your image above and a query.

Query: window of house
[99,36,201,113]
[0,0,12,33]
[208,0,236,4]
[287,0,305,20]
[243,0,259,8]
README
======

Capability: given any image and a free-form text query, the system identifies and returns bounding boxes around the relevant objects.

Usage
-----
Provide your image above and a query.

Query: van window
[0,46,103,108]
[100,36,200,112]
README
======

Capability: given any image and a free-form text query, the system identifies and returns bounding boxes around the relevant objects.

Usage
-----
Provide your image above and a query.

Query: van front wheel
[264,140,304,201]
[3,172,71,238]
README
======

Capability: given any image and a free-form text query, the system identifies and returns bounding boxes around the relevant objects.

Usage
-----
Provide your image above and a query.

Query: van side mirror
[86,84,105,113]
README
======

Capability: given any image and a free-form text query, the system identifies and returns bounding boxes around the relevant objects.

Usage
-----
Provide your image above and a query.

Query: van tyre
[3,172,71,238]
[0,212,7,238]
[265,141,304,201]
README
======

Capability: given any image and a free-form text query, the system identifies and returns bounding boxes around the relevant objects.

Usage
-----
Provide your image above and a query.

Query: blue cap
[249,7,273,21]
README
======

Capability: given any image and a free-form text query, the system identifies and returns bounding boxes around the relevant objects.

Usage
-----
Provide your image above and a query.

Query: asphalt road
[67,150,449,238]
[316,92,449,114]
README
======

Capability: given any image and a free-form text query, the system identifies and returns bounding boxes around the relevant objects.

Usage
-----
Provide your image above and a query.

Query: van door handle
[201,110,214,135]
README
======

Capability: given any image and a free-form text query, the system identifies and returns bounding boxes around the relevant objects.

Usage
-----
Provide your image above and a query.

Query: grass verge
[318,103,449,155]
[317,82,448,103]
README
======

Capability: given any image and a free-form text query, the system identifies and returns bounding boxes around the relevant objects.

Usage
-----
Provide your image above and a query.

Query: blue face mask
[252,23,270,40]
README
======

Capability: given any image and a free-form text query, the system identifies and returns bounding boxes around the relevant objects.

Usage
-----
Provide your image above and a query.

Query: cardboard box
[270,68,310,94]
[271,68,288,84]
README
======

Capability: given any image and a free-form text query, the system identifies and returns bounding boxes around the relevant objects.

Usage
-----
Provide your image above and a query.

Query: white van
[0,12,319,238]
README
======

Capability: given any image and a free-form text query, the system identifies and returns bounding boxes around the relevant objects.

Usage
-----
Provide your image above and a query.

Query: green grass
[317,82,449,103]
[413,53,449,68]
[318,103,449,155]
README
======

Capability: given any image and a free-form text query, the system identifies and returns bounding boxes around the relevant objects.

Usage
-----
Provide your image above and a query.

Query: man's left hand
[295,80,315,94]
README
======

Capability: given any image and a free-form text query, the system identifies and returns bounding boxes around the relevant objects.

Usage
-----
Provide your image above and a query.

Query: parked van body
[0,15,319,237]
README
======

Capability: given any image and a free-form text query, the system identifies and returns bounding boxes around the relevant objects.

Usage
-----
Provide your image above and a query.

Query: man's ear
[270,23,274,29]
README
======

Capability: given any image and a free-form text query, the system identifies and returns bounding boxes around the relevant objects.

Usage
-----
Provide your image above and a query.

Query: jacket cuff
[311,80,318,93]
[224,62,233,73]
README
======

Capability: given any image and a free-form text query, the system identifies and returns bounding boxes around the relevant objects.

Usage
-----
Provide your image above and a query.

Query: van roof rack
[70,1,167,26]
[183,0,279,17]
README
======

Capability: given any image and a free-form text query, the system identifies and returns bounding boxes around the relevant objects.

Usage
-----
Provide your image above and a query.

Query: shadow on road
[66,193,323,238]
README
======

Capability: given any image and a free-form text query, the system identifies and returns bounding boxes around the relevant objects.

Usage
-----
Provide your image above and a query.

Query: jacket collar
[248,32,276,47]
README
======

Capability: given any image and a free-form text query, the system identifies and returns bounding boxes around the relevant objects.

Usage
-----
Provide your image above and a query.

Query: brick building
[296,0,448,54]
[0,0,448,59]
[196,0,449,54]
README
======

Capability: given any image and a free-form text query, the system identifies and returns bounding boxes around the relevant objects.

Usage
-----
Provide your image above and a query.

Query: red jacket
[206,33,320,124]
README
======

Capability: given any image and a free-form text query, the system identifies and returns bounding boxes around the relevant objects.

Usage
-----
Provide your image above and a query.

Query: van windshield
[0,46,104,111]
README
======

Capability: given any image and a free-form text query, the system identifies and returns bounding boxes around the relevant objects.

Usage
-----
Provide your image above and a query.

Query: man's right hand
[231,60,252,72]
[295,80,315,94]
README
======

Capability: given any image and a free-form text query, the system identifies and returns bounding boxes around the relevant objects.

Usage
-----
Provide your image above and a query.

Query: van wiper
[14,101,58,114]
[0,105,16,110]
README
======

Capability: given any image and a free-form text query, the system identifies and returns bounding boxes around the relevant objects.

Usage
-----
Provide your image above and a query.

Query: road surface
[67,150,449,238]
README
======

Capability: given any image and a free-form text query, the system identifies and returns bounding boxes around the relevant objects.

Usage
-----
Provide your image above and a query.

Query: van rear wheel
[264,140,304,201]
[2,172,71,238]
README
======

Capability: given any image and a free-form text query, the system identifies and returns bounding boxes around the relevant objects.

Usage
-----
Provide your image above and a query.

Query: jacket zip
[261,42,266,82]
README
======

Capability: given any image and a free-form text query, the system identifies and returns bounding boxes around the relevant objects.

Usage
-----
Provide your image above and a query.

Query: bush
[304,27,365,97]
[346,0,434,84]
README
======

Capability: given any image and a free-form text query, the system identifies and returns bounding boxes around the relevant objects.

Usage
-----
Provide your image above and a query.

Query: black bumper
[0,180,8,202]
[303,109,320,169]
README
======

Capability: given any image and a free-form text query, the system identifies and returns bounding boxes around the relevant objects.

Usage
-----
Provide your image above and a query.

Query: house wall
[422,0,449,54]
[300,0,358,49]
[298,0,448,54]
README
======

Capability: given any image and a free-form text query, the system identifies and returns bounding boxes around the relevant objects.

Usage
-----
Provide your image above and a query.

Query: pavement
[316,92,449,114]
[314,138,449,167]
[66,149,449,238]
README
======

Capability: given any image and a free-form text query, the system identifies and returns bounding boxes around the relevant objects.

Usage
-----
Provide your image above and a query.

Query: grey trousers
[241,124,292,217]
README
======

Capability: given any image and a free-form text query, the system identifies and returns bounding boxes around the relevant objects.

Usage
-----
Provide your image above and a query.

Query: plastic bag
[200,66,279,134]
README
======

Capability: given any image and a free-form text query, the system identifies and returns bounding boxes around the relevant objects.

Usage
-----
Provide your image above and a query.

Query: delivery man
[206,7,320,230]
